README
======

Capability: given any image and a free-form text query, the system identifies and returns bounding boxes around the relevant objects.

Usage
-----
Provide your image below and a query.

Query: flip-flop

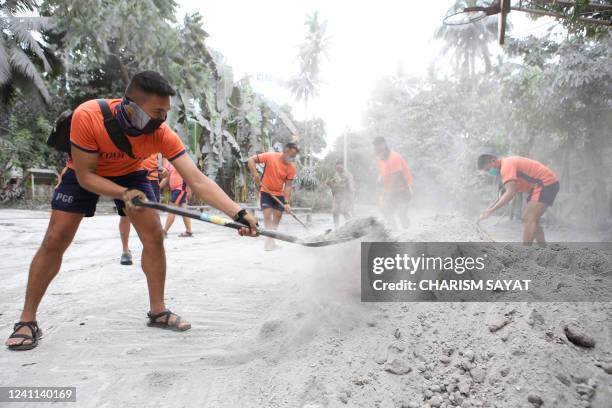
[147,310,191,331]
[120,251,133,265]
[178,232,194,237]
[7,321,42,351]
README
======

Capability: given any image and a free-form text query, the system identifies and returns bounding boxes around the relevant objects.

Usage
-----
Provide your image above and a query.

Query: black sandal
[7,321,41,351]
[147,310,191,332]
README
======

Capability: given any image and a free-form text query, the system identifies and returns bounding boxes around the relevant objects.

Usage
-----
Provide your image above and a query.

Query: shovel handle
[132,198,300,243]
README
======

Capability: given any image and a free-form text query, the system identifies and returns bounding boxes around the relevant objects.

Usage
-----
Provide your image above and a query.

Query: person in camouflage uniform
[327,161,355,227]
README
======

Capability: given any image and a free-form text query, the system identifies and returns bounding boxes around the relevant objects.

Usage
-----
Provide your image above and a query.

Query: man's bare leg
[522,201,548,246]
[272,210,282,231]
[126,207,190,329]
[382,200,398,229]
[119,215,131,252]
[163,212,175,234]
[343,209,352,221]
[6,210,83,347]
[398,204,410,229]
[262,207,274,250]
[262,207,282,250]
[181,203,192,234]
[534,223,546,246]
[271,210,283,249]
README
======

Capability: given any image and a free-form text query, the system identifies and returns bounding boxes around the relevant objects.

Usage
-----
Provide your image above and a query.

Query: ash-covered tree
[40,0,179,106]
[0,0,57,107]
[434,0,504,80]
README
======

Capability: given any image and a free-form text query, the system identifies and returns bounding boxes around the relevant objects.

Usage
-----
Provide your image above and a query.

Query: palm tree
[0,0,53,105]
[289,11,330,169]
[435,0,506,80]
[289,11,330,112]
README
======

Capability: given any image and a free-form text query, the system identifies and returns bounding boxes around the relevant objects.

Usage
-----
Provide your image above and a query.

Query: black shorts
[527,182,560,206]
[149,179,161,203]
[260,191,285,212]
[51,169,157,217]
[170,188,188,206]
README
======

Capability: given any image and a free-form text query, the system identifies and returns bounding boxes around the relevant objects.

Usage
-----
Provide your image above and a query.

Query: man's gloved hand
[123,188,147,212]
[233,209,259,237]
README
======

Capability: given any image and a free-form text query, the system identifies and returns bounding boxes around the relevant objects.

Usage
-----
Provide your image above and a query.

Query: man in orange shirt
[373,137,414,229]
[246,143,298,251]
[477,154,560,246]
[163,160,193,237]
[119,153,167,265]
[6,71,257,350]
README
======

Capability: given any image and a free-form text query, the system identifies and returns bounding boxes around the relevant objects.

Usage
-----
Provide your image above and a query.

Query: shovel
[475,220,495,242]
[133,198,374,247]
[475,196,500,242]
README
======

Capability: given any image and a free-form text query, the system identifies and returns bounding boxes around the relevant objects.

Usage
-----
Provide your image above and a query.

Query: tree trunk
[586,110,607,223]
[481,43,492,73]
[109,53,131,87]
[561,145,570,189]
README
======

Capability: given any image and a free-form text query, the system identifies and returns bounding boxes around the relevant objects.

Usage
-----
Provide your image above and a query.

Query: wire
[510,19,560,37]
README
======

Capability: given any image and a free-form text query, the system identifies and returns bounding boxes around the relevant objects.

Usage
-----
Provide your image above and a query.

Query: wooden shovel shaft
[134,198,365,248]
[133,199,300,243]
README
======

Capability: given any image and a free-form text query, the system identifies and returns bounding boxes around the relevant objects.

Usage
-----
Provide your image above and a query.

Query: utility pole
[343,131,348,170]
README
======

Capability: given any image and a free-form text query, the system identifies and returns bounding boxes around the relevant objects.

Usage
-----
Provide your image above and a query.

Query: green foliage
[0,0,56,105]
[0,112,58,175]
[40,0,179,103]
[520,0,612,39]
[1,1,322,200]
[0,89,66,179]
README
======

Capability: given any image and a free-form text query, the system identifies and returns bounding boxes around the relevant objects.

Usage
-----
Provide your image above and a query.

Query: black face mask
[140,117,165,134]
[116,97,166,136]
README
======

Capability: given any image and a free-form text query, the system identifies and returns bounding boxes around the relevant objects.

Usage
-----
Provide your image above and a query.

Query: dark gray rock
[564,323,595,348]
[527,393,543,407]
[488,318,511,333]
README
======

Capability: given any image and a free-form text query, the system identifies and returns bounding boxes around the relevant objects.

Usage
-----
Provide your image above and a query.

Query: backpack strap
[96,99,135,159]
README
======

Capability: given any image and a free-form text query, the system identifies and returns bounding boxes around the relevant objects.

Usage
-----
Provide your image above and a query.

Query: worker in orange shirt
[162,159,193,237]
[373,137,414,229]
[6,71,257,350]
[119,153,167,265]
[246,142,298,251]
[477,154,560,246]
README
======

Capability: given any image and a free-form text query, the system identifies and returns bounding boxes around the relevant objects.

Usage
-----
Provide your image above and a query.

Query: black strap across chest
[96,99,135,159]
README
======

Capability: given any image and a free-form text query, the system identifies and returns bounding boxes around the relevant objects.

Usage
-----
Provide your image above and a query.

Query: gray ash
[306,217,391,243]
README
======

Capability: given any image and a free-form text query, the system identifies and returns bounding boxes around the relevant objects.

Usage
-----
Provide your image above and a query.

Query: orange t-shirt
[165,162,185,191]
[142,154,162,181]
[257,152,296,196]
[377,151,413,192]
[67,99,186,177]
[500,156,558,192]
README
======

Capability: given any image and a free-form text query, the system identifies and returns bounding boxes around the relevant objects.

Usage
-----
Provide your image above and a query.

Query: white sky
[178,1,558,151]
